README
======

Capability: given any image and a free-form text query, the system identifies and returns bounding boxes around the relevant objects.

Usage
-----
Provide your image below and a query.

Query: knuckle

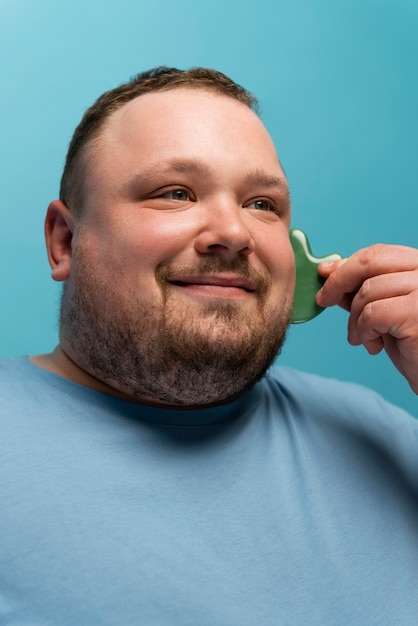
[359,244,385,268]
[360,301,374,325]
[358,277,373,301]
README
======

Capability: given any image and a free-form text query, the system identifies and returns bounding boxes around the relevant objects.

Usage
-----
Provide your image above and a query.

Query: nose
[194,199,255,259]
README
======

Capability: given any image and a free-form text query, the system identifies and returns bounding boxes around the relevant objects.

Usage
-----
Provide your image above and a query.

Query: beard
[60,245,291,406]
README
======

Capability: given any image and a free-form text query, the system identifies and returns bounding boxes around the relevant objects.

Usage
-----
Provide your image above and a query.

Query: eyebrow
[165,157,210,177]
[121,158,209,194]
[243,168,289,193]
[123,158,289,198]
[169,159,288,191]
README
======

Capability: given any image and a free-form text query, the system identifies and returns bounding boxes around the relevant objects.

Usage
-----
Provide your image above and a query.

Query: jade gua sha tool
[290,228,342,324]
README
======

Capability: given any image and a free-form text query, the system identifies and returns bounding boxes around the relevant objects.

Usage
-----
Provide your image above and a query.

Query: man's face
[61,88,295,406]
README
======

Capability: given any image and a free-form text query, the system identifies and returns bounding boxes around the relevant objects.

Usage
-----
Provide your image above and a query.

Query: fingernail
[318,261,336,270]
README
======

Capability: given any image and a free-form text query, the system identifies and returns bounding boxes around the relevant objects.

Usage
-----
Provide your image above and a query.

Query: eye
[162,188,190,201]
[249,199,275,212]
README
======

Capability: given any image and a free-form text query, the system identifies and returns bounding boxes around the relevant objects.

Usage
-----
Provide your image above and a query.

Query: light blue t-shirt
[1,357,418,625]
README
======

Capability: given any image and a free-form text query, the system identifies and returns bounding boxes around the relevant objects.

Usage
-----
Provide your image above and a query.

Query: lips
[168,274,257,292]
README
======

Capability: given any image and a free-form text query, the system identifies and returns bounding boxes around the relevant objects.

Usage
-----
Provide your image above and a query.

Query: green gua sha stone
[290,228,342,324]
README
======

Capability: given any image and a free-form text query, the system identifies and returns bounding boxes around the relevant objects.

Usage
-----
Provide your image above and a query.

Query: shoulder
[260,364,418,482]
[0,356,70,409]
[263,364,416,424]
[0,356,31,388]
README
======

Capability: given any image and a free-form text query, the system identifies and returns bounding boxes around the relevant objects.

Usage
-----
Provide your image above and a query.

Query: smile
[168,274,257,298]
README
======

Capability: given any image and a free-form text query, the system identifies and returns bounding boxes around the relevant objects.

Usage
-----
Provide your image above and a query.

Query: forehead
[105,87,260,132]
[88,88,286,190]
[104,89,276,150]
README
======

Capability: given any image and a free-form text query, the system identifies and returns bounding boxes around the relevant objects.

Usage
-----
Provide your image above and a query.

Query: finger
[349,293,418,354]
[317,258,348,278]
[347,271,418,342]
[317,244,418,307]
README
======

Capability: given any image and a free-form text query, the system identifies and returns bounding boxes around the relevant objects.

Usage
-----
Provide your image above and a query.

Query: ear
[45,200,75,282]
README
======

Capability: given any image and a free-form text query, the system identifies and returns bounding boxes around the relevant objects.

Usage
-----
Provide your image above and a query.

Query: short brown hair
[59,66,259,213]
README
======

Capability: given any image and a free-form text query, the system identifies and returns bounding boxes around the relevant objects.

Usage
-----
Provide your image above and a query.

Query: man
[1,67,418,624]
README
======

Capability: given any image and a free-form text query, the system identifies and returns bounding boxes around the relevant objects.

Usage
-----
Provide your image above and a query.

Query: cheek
[86,215,196,279]
[258,232,295,284]
[133,218,193,260]
[118,210,204,271]
[262,240,295,309]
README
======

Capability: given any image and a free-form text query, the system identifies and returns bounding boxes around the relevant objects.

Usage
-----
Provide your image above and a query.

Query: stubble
[60,246,291,406]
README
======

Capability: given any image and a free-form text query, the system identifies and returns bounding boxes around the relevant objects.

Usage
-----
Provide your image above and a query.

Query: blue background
[1,0,417,415]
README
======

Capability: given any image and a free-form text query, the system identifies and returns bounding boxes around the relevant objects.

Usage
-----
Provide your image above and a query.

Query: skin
[32,87,418,403]
[317,248,418,395]
[32,89,295,406]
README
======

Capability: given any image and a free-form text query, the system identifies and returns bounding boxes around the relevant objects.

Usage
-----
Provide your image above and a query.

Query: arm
[316,244,418,394]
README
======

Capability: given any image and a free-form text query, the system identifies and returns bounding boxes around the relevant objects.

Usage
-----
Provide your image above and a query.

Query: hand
[316,244,418,395]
